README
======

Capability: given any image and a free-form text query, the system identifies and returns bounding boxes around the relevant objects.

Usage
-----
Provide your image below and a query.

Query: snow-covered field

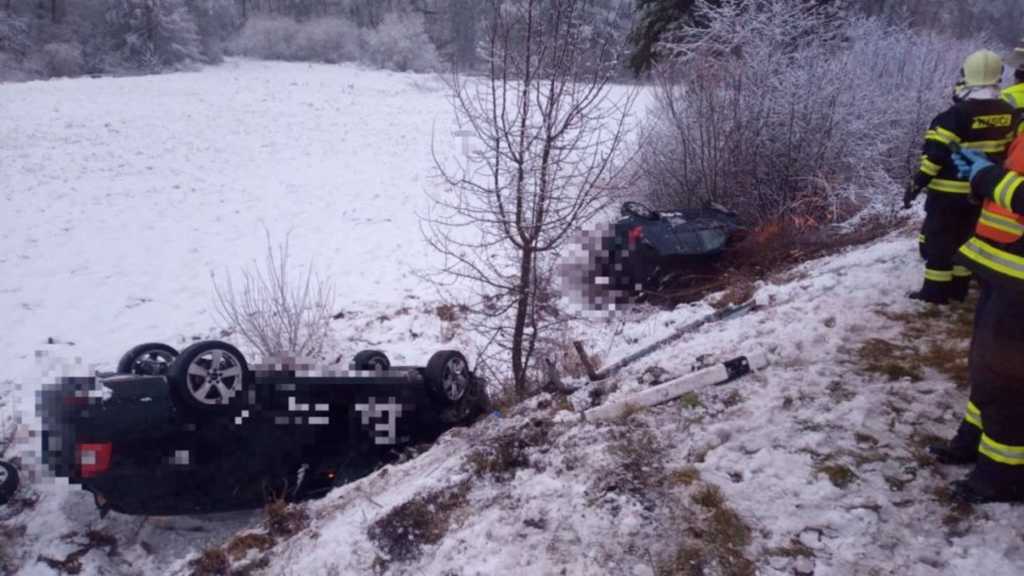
[1,60,1022,575]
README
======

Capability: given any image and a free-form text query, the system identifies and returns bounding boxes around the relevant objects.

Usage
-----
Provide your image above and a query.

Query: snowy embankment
[1,61,1021,575]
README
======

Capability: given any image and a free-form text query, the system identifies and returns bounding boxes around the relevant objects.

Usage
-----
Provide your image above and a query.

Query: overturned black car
[588,201,746,300]
[33,341,489,516]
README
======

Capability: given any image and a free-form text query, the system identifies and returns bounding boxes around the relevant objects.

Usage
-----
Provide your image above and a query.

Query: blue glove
[953,148,994,182]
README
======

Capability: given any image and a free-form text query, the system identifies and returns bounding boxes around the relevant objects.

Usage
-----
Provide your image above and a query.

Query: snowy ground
[1,60,1022,575]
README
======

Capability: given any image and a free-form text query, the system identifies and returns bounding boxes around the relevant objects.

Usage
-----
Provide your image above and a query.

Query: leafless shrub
[638,0,979,233]
[212,231,334,359]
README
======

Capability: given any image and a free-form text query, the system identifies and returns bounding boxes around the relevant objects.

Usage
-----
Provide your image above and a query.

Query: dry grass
[862,298,975,388]
[678,391,703,410]
[600,425,667,504]
[667,466,701,487]
[0,525,25,575]
[265,500,308,539]
[930,484,976,537]
[367,481,471,565]
[855,338,925,382]
[224,533,275,562]
[465,420,549,482]
[814,462,858,489]
[189,548,230,576]
[765,538,815,560]
[690,484,725,509]
[36,530,118,576]
[659,480,756,576]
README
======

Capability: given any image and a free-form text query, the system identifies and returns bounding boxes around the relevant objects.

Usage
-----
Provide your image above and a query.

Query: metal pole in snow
[574,299,757,382]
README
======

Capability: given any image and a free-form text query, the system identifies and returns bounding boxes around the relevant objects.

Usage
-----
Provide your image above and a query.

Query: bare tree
[212,231,335,359]
[423,0,636,398]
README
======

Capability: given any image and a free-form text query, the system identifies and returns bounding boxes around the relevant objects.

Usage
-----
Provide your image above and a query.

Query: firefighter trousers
[952,281,1024,497]
[918,195,981,301]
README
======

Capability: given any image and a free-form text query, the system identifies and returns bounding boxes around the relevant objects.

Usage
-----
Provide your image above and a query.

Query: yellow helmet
[1007,39,1024,70]
[962,50,1003,87]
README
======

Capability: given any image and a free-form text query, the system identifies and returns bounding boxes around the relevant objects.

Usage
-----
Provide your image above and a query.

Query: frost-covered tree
[361,11,440,72]
[627,0,695,75]
[637,0,975,229]
[185,0,241,61]
[106,0,202,69]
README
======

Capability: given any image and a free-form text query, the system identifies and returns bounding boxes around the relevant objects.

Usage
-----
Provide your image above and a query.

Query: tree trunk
[511,247,534,397]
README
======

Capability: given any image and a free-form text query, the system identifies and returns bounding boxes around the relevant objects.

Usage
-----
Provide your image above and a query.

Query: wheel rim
[442,357,468,401]
[133,349,175,375]
[369,357,387,370]
[0,465,8,486]
[185,349,244,405]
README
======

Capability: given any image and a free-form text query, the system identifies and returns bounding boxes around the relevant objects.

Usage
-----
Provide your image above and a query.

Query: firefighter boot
[951,457,1024,504]
[909,278,951,305]
[950,268,972,303]
[929,421,980,466]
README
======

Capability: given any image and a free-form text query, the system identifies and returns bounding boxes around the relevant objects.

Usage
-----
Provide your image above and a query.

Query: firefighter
[953,76,967,104]
[929,135,1024,503]
[903,50,1016,304]
[1004,39,1024,134]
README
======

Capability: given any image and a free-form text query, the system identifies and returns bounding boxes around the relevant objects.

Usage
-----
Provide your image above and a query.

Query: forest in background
[1,1,1020,82]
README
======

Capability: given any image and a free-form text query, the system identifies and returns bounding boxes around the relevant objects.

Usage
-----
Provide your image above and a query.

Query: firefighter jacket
[1003,83,1024,136]
[914,98,1017,195]
[957,136,1024,294]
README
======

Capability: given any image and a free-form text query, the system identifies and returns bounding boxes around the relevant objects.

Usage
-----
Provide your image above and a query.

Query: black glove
[903,182,923,210]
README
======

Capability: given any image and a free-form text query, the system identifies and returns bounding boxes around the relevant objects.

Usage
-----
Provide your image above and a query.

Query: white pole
[583,353,768,422]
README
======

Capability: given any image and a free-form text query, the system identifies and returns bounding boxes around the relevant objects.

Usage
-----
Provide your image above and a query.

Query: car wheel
[425,351,471,405]
[168,341,249,413]
[116,342,179,375]
[351,350,390,371]
[0,461,19,505]
[440,376,491,425]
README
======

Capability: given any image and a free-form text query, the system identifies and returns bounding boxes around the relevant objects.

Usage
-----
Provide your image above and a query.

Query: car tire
[425,350,471,405]
[0,461,19,505]
[167,341,250,413]
[438,375,491,426]
[350,350,390,371]
[116,342,179,375]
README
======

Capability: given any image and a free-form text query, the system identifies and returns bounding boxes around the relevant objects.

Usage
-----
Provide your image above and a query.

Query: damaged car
[590,201,746,299]
[33,341,489,516]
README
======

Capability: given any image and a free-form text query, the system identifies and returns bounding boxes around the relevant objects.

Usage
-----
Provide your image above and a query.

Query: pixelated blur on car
[579,201,746,304]
[32,341,489,516]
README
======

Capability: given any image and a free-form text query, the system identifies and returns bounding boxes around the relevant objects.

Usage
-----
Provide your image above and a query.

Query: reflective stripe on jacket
[915,99,1017,195]
[958,137,1024,291]
[1003,83,1024,136]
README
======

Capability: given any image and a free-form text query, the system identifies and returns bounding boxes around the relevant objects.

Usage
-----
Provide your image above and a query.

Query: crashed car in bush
[33,341,489,516]
[589,201,746,298]
[0,460,17,506]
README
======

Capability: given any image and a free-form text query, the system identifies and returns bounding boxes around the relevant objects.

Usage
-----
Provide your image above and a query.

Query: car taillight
[63,395,88,408]
[628,226,644,248]
[77,443,112,478]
